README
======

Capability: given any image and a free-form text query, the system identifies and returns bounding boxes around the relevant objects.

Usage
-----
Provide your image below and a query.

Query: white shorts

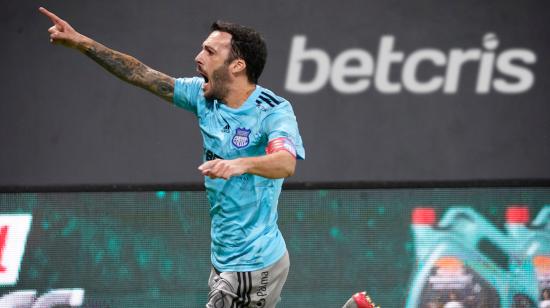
[206,251,290,308]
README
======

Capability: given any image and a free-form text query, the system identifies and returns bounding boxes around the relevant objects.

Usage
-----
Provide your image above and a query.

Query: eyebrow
[203,44,216,54]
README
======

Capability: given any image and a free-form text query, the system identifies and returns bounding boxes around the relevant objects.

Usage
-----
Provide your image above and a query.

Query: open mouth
[200,72,210,92]
[197,68,209,87]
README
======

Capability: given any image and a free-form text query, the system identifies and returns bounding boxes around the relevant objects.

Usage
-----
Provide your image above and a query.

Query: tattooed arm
[39,7,174,103]
[80,41,175,102]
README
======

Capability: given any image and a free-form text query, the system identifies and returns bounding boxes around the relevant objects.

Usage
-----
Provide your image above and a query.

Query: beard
[204,64,231,102]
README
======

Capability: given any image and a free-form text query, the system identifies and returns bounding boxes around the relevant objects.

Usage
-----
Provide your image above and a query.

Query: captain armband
[266,137,297,158]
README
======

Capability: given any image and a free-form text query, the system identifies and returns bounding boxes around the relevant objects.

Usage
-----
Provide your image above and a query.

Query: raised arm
[39,7,175,103]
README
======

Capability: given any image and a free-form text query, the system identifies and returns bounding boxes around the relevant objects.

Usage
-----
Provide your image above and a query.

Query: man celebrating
[40,7,305,307]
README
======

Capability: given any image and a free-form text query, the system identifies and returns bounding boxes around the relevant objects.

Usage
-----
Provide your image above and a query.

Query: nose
[195,51,203,65]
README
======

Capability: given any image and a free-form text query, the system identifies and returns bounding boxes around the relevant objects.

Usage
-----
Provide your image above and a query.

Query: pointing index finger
[39,7,63,25]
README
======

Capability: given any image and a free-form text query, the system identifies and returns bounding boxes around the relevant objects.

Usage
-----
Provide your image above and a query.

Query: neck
[223,80,256,109]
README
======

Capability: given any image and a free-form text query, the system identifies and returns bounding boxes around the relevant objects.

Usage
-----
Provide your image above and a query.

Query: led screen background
[2,1,549,307]
[2,0,550,186]
[1,187,549,307]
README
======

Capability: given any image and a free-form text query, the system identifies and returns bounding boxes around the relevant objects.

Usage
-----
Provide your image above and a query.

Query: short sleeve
[173,77,204,115]
[263,104,306,160]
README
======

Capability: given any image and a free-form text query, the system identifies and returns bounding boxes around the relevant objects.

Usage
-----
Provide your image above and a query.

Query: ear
[230,58,247,75]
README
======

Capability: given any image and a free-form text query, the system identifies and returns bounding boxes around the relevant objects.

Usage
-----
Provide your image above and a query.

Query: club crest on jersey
[232,128,251,148]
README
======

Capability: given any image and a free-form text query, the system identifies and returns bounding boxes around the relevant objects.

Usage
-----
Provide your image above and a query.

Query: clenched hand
[198,159,248,180]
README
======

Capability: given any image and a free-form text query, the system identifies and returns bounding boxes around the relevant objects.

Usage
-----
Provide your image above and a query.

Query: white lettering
[285,35,330,93]
[444,49,481,94]
[331,49,374,94]
[285,33,536,95]
[476,33,499,94]
[0,289,84,308]
[403,49,446,93]
[494,49,536,93]
[375,36,404,93]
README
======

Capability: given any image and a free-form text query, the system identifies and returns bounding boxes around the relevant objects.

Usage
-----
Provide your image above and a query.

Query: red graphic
[0,226,8,273]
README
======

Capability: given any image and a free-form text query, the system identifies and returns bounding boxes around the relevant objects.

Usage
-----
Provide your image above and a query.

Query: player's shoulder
[174,76,205,101]
[254,86,294,115]
[175,76,205,91]
[174,76,215,112]
[176,76,204,84]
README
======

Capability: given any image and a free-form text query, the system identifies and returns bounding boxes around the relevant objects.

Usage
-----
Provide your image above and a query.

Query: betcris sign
[285,33,536,95]
[0,214,84,308]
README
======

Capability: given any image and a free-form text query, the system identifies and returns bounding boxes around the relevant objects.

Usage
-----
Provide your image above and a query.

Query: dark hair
[211,21,267,84]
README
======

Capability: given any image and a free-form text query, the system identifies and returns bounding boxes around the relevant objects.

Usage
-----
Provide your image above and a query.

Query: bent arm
[39,7,174,103]
[198,151,296,180]
[239,151,296,178]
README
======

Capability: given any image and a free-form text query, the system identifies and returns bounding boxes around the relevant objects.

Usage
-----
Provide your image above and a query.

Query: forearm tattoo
[83,44,174,102]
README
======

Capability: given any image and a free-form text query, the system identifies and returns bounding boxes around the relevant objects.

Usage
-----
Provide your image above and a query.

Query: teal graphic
[407,205,550,307]
[519,207,550,307]
[0,188,549,307]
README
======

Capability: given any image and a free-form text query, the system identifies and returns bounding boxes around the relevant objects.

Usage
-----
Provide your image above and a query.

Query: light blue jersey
[173,77,305,272]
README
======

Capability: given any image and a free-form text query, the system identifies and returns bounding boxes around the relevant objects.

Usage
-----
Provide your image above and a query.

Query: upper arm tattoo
[83,43,175,103]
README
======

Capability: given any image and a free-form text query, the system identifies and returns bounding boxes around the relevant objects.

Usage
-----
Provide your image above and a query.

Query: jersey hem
[211,248,287,272]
